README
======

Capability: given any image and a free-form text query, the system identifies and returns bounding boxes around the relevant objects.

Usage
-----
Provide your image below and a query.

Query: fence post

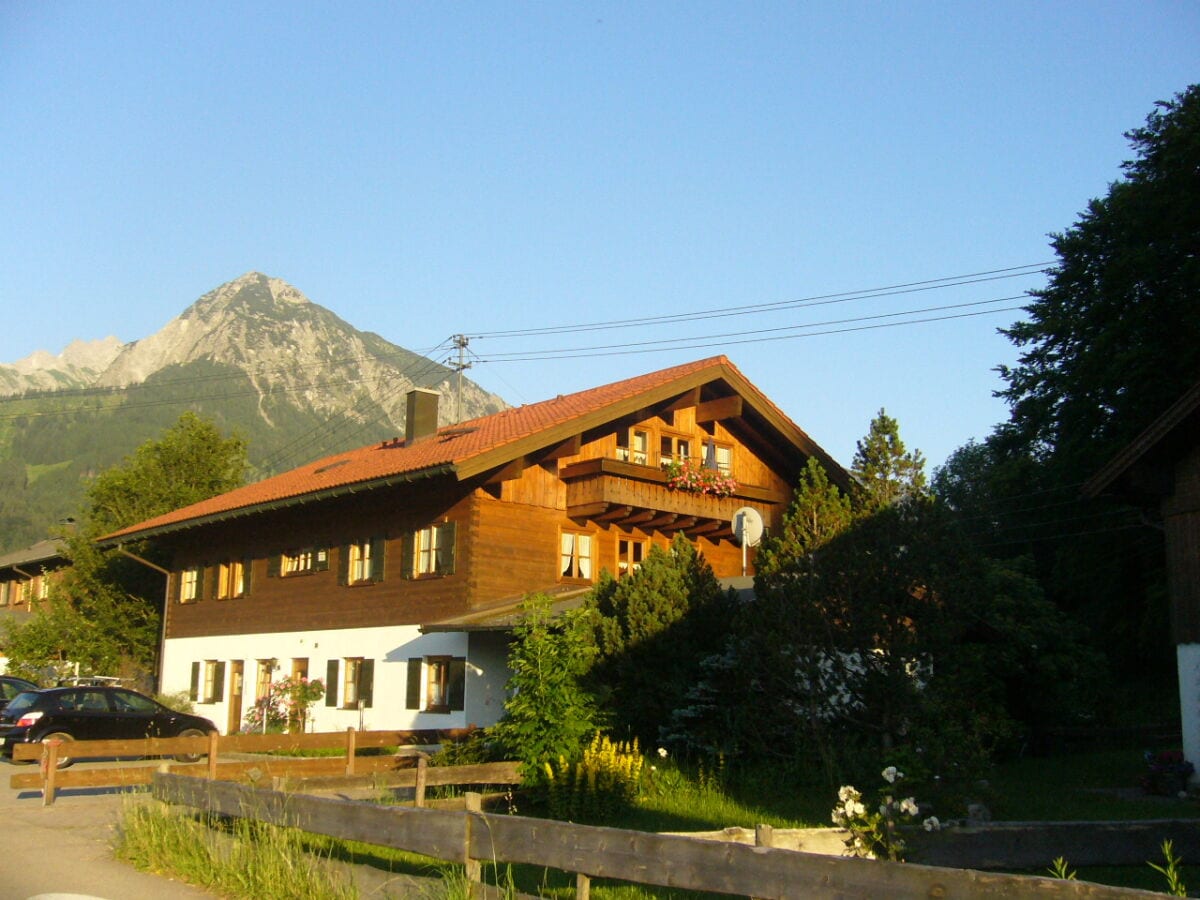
[464,791,482,893]
[207,731,220,780]
[576,873,591,900]
[41,741,60,807]
[345,727,357,776]
[414,755,428,808]
[756,823,774,848]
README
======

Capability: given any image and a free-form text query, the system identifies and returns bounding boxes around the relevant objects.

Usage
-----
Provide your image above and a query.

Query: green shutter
[325,660,339,707]
[189,662,200,702]
[439,522,456,575]
[406,658,422,709]
[449,658,466,711]
[370,536,386,583]
[337,545,350,586]
[401,532,414,579]
[267,555,282,578]
[360,659,374,708]
[242,558,253,596]
[315,546,330,572]
[213,662,226,702]
[195,566,205,600]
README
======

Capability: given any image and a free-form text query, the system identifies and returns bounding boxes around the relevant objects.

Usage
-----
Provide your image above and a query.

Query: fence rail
[151,773,1167,900]
[8,727,489,805]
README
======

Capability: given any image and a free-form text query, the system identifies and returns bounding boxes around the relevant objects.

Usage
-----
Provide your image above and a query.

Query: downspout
[117,548,171,692]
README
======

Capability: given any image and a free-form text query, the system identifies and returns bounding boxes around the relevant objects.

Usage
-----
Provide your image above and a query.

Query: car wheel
[174,728,209,763]
[41,732,75,769]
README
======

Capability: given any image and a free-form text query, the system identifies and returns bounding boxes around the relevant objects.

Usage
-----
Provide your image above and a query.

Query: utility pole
[451,334,471,424]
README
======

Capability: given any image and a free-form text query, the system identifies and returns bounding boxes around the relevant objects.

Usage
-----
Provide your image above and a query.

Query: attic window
[314,459,350,474]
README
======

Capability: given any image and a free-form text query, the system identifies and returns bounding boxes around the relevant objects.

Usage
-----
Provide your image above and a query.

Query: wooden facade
[105,356,848,732]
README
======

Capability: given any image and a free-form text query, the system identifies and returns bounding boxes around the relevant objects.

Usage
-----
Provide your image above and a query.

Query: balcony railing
[559,457,781,538]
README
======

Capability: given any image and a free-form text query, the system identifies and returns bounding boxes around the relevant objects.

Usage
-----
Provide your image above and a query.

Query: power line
[468,262,1049,340]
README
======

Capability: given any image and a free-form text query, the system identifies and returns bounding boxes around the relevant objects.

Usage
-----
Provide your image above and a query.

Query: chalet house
[0,537,68,672]
[103,356,850,735]
[1084,379,1200,778]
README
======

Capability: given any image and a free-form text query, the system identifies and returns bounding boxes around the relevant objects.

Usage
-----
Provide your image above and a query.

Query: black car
[0,686,217,768]
[0,676,38,712]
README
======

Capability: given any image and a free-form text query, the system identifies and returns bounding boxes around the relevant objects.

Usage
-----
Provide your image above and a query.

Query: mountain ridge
[0,272,507,552]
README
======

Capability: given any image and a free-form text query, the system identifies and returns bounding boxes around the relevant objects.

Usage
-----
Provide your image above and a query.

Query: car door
[107,689,167,738]
[72,689,128,741]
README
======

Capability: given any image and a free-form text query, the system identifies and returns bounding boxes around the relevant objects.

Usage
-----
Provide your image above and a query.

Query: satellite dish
[732,506,764,547]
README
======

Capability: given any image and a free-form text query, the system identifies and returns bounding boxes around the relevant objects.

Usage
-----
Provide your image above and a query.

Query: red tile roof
[102,355,840,542]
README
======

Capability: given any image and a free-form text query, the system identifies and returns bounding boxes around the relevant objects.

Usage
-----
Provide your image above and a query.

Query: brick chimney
[406,388,440,444]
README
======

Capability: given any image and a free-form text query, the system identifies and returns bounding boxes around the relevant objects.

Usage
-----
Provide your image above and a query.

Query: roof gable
[103,355,847,543]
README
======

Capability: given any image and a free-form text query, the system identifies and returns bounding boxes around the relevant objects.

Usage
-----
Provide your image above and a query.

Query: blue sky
[2,3,1196,471]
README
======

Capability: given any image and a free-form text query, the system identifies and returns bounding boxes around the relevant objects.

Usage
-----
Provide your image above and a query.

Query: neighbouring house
[102,355,850,735]
[1084,378,1200,778]
[0,537,69,673]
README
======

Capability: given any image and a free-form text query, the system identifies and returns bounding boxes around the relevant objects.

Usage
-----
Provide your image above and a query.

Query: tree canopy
[4,412,247,684]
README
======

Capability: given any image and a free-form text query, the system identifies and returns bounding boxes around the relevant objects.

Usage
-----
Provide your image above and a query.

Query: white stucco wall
[162,625,510,735]
[1180,643,1200,781]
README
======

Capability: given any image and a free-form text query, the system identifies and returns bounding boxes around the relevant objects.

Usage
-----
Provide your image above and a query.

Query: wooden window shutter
[213,662,226,702]
[189,662,200,702]
[242,558,253,596]
[439,522,456,575]
[267,554,282,578]
[325,659,339,707]
[205,565,217,601]
[406,658,422,709]
[195,566,206,599]
[171,571,181,604]
[400,532,414,579]
[370,536,386,582]
[449,657,466,712]
[314,546,330,572]
[337,545,350,586]
[359,659,375,708]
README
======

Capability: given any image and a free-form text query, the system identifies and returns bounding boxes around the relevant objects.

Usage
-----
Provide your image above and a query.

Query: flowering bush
[544,733,644,821]
[1140,749,1194,797]
[830,765,938,861]
[242,675,325,733]
[664,461,738,497]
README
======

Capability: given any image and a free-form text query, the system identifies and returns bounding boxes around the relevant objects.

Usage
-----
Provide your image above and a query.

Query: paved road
[0,759,218,899]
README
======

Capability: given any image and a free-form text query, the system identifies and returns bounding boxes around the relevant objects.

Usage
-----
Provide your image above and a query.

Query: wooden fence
[9,728,514,806]
[151,773,1167,900]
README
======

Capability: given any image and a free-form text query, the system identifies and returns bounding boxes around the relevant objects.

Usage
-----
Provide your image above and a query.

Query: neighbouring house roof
[101,355,849,545]
[1083,379,1200,502]
[0,539,67,573]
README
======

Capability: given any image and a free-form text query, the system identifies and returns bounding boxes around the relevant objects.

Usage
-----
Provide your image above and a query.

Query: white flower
[882,765,898,783]
[847,799,866,818]
[838,785,858,802]
[923,816,941,832]
[657,747,668,759]
[900,797,919,816]
[649,765,657,772]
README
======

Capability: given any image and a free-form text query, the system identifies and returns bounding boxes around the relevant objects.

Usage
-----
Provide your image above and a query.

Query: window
[255,659,275,700]
[616,427,650,465]
[660,434,691,468]
[408,523,455,577]
[181,566,202,602]
[202,660,225,703]
[325,657,374,709]
[406,656,466,713]
[340,537,385,585]
[216,559,247,599]
[560,530,593,580]
[617,537,647,578]
[703,440,733,473]
[34,575,49,601]
[268,547,329,577]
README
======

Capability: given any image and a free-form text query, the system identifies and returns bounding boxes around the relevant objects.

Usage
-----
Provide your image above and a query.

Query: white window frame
[181,567,201,602]
[560,530,594,581]
[349,540,373,583]
[217,560,245,599]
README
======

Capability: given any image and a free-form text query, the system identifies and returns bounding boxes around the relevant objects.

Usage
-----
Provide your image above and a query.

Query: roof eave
[100,463,457,546]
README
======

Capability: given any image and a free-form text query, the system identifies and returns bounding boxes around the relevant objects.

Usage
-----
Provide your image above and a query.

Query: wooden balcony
[560,457,782,539]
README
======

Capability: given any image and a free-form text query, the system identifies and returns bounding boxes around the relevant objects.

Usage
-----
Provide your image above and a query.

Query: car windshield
[4,692,41,715]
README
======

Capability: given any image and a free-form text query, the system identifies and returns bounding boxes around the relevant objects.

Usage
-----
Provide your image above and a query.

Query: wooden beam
[598,505,634,522]
[486,457,527,484]
[696,395,743,424]
[685,521,722,537]
[567,502,611,521]
[659,516,697,534]
[661,388,701,415]
[539,435,582,462]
